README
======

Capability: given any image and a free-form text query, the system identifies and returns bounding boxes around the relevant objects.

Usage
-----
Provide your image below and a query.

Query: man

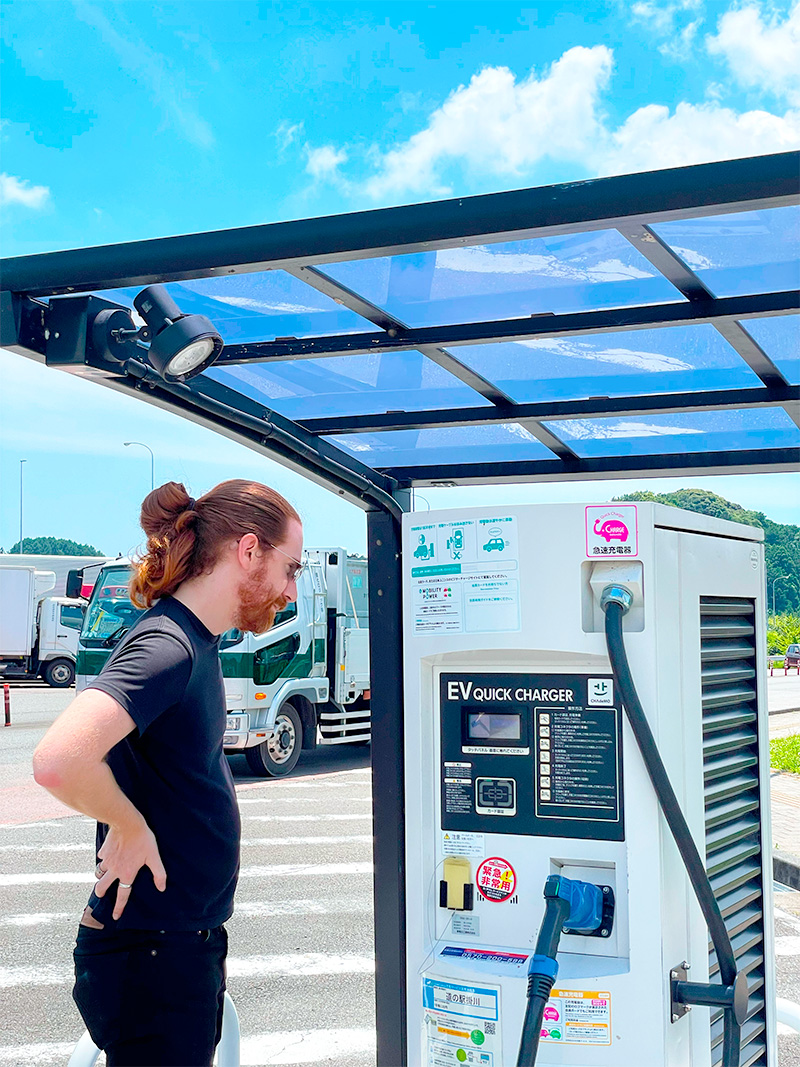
[33,479,303,1067]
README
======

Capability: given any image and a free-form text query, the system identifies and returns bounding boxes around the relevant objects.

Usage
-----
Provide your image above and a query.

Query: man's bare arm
[33,689,166,919]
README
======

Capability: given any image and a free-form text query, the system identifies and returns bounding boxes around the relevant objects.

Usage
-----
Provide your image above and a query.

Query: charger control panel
[440,672,624,841]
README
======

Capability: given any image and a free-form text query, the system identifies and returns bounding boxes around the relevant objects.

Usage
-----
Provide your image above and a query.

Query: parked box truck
[0,567,86,686]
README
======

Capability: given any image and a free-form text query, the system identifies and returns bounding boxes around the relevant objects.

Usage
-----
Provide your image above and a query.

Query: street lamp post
[772,574,790,616]
[19,459,26,553]
[124,441,155,492]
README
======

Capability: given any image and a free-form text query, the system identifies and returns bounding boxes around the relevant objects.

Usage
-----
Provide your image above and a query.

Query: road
[1,683,375,1066]
[0,683,798,1065]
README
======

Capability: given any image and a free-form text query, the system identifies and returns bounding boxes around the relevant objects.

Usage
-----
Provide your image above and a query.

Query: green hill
[4,536,105,556]
[612,489,799,615]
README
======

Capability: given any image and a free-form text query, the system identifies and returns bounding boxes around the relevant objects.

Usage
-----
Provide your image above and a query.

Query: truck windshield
[81,565,143,648]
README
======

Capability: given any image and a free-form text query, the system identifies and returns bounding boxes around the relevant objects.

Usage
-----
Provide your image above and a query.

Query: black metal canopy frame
[2,151,798,503]
[2,152,798,1066]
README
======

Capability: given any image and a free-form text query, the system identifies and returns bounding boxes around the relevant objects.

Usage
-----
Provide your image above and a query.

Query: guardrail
[768,655,800,676]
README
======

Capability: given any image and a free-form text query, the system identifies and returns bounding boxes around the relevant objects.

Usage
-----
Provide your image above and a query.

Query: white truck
[0,554,111,598]
[0,567,87,687]
[75,548,370,775]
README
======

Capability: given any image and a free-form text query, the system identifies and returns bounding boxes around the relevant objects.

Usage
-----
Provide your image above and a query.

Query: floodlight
[89,284,223,382]
[132,285,224,382]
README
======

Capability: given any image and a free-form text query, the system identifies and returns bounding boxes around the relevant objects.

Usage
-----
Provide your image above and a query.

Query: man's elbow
[32,745,65,791]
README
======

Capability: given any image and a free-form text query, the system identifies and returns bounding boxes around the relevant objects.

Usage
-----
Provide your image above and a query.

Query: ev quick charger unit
[402,502,776,1067]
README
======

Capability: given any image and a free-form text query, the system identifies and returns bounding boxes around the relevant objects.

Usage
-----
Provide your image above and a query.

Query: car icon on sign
[483,537,505,552]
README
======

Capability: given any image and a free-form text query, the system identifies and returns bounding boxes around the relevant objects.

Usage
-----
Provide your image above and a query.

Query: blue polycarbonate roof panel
[742,315,800,384]
[546,408,800,459]
[652,206,800,298]
[96,272,375,343]
[207,352,492,419]
[325,424,555,469]
[451,323,761,403]
[7,152,797,489]
[319,229,685,328]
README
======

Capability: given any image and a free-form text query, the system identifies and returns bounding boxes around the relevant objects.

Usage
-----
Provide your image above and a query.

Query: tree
[7,536,104,556]
[613,490,799,615]
[767,614,800,655]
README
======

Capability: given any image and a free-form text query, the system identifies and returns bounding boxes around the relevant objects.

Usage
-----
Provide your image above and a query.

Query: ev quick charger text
[410,516,520,636]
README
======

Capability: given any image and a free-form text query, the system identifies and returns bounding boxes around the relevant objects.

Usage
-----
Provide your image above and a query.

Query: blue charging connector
[516,875,612,1067]
[545,874,604,935]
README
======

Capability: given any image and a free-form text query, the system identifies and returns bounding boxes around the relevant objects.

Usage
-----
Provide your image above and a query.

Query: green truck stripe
[76,649,111,676]
[79,638,319,684]
[219,651,254,677]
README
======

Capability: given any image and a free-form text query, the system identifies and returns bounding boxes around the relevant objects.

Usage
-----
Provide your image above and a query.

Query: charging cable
[516,875,606,1066]
[602,585,748,1067]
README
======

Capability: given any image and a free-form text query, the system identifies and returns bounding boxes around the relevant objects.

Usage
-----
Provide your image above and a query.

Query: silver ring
[95,864,106,879]
[118,882,133,889]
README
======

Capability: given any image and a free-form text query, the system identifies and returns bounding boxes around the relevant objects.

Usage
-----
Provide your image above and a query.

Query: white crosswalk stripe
[0,950,374,988]
[0,861,372,887]
[240,1027,375,1064]
[0,1041,78,1065]
[245,813,371,822]
[1,747,376,1061]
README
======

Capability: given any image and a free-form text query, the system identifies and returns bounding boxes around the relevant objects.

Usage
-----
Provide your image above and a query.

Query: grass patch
[770,734,800,774]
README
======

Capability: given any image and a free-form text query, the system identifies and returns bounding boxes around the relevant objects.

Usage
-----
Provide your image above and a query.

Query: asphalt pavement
[1,683,375,1066]
[1,681,798,1065]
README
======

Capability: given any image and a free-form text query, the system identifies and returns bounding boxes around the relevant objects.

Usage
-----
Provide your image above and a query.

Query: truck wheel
[43,659,75,688]
[245,703,303,777]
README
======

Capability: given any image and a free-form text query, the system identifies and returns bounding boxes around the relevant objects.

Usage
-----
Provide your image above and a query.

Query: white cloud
[0,173,50,209]
[631,0,702,36]
[72,1,214,149]
[517,337,694,373]
[363,46,614,199]
[630,0,703,59]
[660,18,702,60]
[276,121,305,154]
[306,144,349,184]
[595,100,800,175]
[707,1,800,105]
[565,419,694,440]
[324,39,799,200]
[433,246,653,282]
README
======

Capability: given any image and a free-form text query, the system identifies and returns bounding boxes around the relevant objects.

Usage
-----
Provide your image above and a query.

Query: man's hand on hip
[94,820,168,920]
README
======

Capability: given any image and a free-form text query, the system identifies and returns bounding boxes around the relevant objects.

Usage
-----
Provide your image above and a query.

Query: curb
[774,850,800,890]
[768,706,800,717]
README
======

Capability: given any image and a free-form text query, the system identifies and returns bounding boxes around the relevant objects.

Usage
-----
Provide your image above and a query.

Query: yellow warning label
[540,989,611,1046]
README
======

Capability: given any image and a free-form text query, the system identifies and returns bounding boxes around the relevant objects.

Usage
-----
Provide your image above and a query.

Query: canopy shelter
[2,151,798,1065]
[2,151,798,511]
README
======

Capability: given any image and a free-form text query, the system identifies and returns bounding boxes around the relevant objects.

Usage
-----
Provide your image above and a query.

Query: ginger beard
[233,556,289,635]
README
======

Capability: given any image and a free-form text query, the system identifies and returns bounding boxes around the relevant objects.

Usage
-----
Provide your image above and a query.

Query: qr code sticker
[485,1022,496,1035]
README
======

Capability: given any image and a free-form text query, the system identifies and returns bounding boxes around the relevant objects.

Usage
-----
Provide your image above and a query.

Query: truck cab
[36,596,86,686]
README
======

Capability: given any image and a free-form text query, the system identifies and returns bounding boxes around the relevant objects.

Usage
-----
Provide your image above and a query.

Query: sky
[1,0,798,556]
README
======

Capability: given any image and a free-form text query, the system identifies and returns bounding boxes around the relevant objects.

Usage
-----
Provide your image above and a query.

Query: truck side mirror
[66,570,83,598]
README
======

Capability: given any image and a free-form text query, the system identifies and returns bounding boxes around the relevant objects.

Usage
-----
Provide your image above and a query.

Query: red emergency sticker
[476,856,516,902]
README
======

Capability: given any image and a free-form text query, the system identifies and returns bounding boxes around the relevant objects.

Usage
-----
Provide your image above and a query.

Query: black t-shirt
[85,597,240,931]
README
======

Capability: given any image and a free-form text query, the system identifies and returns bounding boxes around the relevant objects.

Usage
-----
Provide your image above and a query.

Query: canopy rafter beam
[216,292,798,364]
[383,448,800,487]
[299,385,800,436]
[284,264,514,405]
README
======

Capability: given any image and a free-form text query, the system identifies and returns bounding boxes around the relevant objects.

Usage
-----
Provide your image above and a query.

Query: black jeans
[73,924,227,1067]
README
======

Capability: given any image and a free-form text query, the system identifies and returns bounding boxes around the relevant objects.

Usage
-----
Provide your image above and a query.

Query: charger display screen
[467,712,521,741]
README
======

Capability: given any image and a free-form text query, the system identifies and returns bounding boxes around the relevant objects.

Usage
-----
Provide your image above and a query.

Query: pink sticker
[585,505,639,558]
